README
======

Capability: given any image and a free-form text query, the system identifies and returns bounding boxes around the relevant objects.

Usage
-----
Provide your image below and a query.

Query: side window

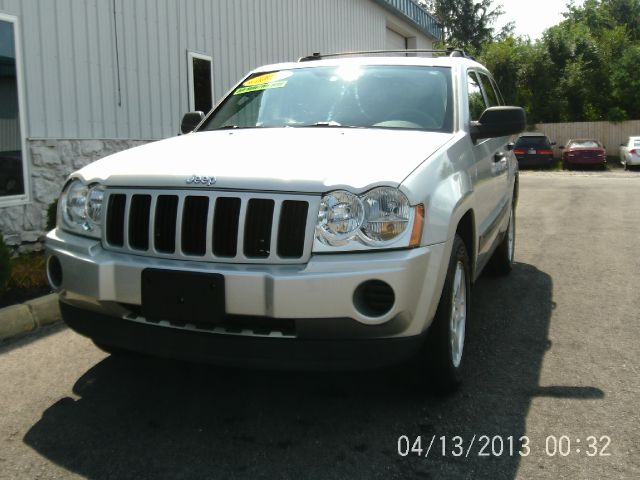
[467,71,486,122]
[490,77,504,105]
[187,52,213,113]
[478,73,499,107]
[0,15,26,200]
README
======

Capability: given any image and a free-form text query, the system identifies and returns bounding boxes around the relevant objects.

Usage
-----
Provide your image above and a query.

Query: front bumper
[46,229,449,342]
[60,302,425,370]
[565,156,606,165]
[516,155,554,168]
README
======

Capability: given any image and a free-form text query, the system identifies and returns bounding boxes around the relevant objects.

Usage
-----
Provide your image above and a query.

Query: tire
[416,234,471,393]
[487,206,515,275]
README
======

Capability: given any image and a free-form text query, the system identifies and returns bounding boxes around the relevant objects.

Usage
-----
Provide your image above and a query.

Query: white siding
[386,28,407,50]
[0,0,436,140]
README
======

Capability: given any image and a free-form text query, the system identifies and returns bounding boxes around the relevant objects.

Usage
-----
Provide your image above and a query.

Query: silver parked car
[619,136,640,170]
[45,51,525,391]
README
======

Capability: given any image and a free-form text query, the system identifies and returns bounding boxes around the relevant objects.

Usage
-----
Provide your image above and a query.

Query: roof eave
[372,0,443,41]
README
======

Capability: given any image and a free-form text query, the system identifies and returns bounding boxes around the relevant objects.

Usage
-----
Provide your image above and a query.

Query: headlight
[86,186,105,223]
[316,190,364,245]
[59,179,104,238]
[360,187,410,243]
[314,187,422,250]
[65,181,89,224]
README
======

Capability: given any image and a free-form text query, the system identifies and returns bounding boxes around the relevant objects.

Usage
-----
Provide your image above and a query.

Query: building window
[0,14,27,202]
[187,52,213,113]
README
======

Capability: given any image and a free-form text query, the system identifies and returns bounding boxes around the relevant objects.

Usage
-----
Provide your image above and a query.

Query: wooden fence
[532,120,640,158]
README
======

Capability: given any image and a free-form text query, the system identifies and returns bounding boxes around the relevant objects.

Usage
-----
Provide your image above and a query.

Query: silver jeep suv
[46,51,525,390]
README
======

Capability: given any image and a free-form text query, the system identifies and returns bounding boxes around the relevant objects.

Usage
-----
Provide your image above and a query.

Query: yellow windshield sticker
[242,71,293,86]
[233,81,288,95]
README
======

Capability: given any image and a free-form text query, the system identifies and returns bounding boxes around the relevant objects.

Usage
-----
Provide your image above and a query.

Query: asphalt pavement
[1,170,639,479]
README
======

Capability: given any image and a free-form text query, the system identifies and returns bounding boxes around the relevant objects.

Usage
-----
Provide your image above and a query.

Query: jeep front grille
[103,189,319,264]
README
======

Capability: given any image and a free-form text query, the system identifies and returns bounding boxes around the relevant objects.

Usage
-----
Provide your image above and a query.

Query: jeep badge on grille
[186,175,217,186]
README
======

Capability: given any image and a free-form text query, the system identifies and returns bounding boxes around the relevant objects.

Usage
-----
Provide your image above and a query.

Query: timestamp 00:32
[397,435,612,458]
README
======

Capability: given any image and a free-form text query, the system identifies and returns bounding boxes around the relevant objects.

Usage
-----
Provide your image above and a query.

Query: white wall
[0,0,437,141]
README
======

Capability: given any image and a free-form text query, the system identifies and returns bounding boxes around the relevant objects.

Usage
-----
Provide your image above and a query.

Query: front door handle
[494,152,506,162]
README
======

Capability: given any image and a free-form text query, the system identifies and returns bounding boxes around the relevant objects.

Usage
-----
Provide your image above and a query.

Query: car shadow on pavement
[23,262,603,480]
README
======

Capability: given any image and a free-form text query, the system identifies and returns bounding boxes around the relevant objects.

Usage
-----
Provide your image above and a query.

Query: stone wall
[0,139,150,253]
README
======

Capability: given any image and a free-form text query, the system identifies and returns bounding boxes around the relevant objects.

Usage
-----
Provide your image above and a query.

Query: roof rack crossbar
[298,48,474,62]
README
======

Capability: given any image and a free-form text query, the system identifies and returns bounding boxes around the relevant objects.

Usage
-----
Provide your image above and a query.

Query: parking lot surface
[1,171,639,479]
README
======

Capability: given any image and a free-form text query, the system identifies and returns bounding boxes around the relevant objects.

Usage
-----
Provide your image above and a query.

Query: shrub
[0,236,11,296]
[10,253,47,289]
[46,199,58,231]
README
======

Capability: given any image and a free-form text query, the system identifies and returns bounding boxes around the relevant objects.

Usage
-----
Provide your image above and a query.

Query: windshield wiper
[215,124,240,130]
[307,121,343,127]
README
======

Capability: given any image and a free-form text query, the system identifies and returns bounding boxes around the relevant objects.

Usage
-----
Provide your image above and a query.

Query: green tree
[481,0,640,122]
[421,0,508,52]
[610,44,640,118]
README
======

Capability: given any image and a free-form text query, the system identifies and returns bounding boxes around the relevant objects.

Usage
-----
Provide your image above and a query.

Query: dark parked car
[513,133,555,168]
[561,139,607,170]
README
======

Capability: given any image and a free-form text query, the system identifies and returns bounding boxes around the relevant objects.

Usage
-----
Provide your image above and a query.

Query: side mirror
[551,141,557,146]
[559,146,565,149]
[470,106,526,142]
[180,111,205,134]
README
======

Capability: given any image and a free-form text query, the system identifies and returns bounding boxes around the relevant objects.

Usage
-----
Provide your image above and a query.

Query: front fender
[400,133,476,247]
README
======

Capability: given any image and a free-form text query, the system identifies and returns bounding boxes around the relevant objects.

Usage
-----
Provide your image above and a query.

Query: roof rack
[298,48,475,62]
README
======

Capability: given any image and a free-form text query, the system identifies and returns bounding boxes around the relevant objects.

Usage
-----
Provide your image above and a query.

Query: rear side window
[478,73,500,107]
[467,71,486,121]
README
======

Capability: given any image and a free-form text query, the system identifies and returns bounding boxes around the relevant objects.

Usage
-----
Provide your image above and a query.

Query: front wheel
[487,206,515,275]
[416,235,471,393]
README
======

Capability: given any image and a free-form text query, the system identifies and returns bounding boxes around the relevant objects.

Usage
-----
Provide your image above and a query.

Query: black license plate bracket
[141,269,225,324]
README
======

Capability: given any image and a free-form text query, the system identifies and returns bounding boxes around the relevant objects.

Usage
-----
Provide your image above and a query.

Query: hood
[76,128,453,193]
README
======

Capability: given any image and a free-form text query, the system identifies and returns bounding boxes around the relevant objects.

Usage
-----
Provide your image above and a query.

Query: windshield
[200,65,453,132]
[516,136,551,148]
[568,140,600,148]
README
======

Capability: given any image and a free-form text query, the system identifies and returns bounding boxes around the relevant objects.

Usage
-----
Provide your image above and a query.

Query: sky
[494,0,585,40]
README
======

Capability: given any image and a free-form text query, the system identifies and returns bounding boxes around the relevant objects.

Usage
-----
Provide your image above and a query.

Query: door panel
[467,71,510,264]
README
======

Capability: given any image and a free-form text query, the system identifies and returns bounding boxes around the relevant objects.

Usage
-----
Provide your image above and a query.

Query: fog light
[47,255,63,289]
[353,280,395,318]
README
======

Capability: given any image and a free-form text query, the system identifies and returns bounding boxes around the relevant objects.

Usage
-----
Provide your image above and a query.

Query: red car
[561,139,607,170]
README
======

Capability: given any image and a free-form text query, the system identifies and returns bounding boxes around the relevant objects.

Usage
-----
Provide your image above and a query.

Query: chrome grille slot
[154,195,178,253]
[213,197,241,257]
[103,189,319,264]
[129,194,151,250]
[181,196,209,256]
[106,194,126,247]
[278,200,309,258]
[244,199,275,258]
